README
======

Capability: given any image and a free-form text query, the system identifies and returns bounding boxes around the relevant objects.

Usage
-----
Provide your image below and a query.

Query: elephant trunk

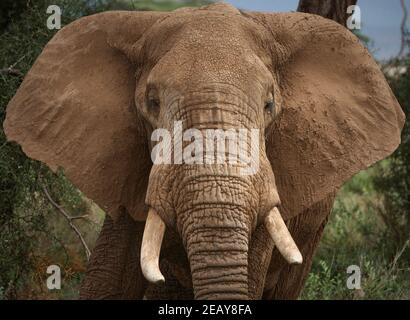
[183,212,250,300]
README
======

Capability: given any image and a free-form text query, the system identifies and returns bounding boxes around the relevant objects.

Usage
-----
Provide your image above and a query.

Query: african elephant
[3,3,404,299]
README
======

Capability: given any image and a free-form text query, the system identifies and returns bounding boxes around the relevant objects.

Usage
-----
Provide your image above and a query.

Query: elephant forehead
[144,38,272,98]
[136,8,274,89]
[142,8,266,58]
[151,48,270,92]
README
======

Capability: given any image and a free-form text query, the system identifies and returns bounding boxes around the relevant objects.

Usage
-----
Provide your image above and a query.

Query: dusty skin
[3,3,405,299]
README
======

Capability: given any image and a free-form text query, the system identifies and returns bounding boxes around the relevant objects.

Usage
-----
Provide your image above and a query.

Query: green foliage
[303,167,410,299]
[0,0,27,32]
[374,59,410,253]
[302,260,346,300]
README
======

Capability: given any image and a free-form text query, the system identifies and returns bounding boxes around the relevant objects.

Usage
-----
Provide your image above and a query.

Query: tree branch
[0,68,23,77]
[0,55,26,78]
[42,185,91,260]
[398,0,409,57]
[70,214,90,221]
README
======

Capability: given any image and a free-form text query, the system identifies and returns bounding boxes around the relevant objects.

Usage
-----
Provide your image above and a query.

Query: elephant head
[3,3,404,299]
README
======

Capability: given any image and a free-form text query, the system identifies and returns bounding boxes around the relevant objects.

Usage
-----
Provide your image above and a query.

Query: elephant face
[4,3,404,299]
[135,9,292,299]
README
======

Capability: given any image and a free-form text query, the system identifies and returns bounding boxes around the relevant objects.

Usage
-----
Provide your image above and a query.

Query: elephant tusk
[140,208,166,285]
[265,207,303,265]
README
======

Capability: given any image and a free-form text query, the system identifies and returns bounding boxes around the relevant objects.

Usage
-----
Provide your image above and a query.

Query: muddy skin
[4,3,404,299]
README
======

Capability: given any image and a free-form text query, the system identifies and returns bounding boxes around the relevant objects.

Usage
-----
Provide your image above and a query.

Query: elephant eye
[147,97,160,110]
[146,88,160,113]
[264,99,275,114]
[264,92,275,115]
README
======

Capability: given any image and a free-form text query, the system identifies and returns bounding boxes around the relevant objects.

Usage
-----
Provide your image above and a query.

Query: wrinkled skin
[4,4,404,299]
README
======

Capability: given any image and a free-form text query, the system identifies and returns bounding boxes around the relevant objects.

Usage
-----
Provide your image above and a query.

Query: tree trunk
[297,0,358,26]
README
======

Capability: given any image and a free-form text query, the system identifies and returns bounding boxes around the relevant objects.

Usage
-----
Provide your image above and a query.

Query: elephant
[3,3,405,300]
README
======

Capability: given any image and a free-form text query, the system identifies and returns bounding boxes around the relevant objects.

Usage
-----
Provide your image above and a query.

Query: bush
[303,169,410,299]
[374,59,410,255]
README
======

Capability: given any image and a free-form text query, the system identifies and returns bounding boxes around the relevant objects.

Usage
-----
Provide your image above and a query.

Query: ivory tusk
[265,207,303,265]
[140,208,166,284]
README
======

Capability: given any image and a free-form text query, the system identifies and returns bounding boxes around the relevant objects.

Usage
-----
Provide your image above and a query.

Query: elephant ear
[3,11,166,221]
[250,12,405,220]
